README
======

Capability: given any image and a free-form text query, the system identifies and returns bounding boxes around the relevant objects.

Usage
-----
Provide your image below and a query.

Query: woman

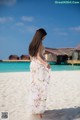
[28,28,51,118]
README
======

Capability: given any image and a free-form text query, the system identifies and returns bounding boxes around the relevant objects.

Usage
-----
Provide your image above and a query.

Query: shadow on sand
[27,107,80,120]
[42,107,80,120]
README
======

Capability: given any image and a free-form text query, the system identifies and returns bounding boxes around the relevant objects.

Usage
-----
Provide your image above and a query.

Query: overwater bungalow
[58,48,74,60]
[20,55,30,60]
[0,60,3,62]
[45,47,74,64]
[9,55,19,60]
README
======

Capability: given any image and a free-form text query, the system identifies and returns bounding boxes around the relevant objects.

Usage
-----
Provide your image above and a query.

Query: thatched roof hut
[45,47,74,64]
[9,55,19,60]
[58,48,74,56]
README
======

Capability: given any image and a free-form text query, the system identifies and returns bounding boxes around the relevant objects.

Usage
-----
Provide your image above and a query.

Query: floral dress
[28,47,51,114]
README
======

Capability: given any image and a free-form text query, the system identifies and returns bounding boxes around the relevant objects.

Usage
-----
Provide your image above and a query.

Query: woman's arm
[36,52,50,69]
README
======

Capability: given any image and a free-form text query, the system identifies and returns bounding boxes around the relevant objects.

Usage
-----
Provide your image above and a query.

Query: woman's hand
[45,63,51,69]
[47,64,51,69]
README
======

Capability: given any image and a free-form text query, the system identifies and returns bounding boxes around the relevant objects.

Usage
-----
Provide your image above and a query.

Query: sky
[0,0,80,59]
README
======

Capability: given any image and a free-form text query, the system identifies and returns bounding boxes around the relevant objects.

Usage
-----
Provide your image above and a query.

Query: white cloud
[53,28,65,31]
[53,28,68,36]
[26,26,37,32]
[15,22,24,26]
[57,32,68,36]
[70,26,80,32]
[21,16,34,22]
[0,0,17,6]
[19,26,37,34]
[0,17,14,23]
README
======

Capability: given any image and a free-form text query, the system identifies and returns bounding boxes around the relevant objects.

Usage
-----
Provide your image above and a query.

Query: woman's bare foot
[36,114,43,119]
[39,114,42,118]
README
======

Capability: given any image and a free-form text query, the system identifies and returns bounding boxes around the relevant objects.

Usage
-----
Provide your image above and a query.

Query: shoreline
[1,60,80,66]
[1,60,31,62]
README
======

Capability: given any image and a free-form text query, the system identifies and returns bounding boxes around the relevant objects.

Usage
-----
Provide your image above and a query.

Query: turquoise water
[0,62,80,72]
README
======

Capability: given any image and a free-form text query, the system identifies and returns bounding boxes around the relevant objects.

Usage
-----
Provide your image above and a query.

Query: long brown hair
[28,28,47,57]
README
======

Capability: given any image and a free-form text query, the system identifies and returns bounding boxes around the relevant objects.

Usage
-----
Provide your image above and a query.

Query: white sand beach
[0,71,80,120]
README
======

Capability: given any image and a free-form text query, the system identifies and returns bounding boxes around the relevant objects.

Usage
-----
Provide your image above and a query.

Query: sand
[0,71,80,120]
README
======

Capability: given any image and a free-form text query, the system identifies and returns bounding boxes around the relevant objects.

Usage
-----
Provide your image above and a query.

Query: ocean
[0,62,80,72]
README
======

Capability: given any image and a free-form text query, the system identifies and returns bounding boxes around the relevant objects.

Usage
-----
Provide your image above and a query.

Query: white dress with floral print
[28,49,51,114]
